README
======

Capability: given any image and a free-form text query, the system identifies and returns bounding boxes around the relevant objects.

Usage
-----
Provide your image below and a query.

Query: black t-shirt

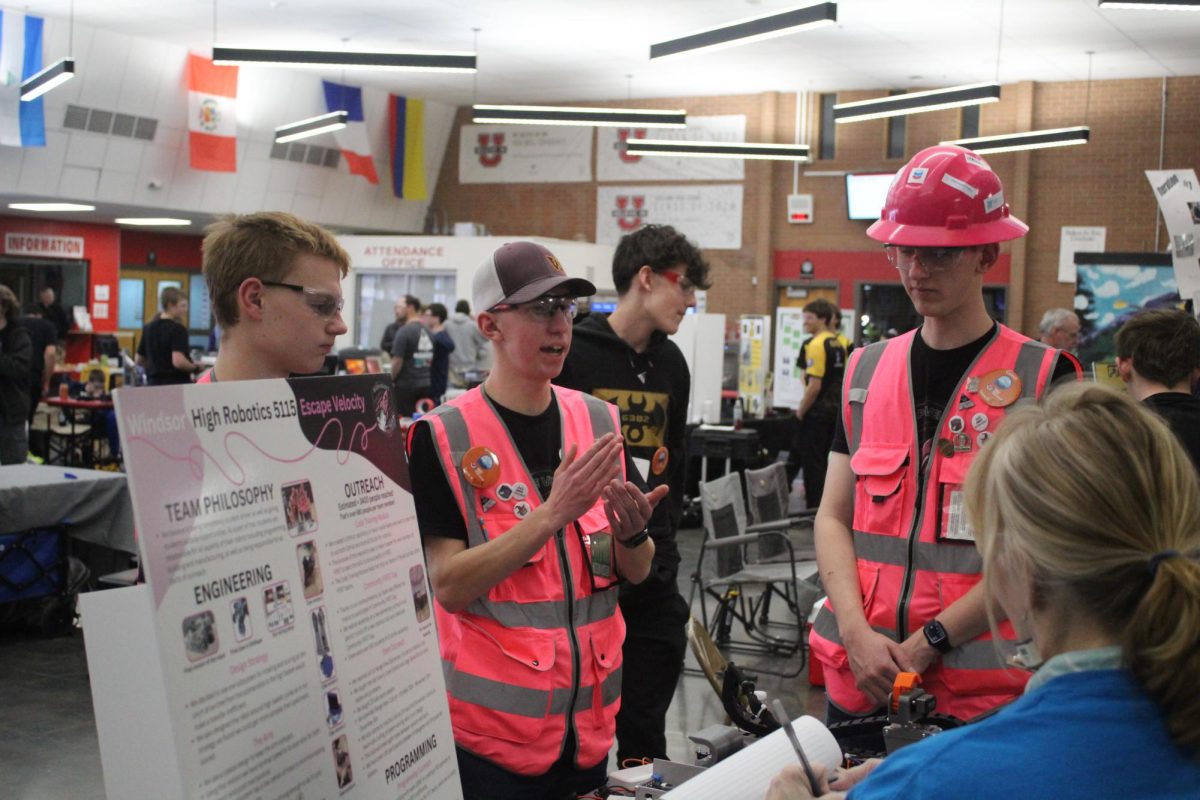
[138,316,192,385]
[1143,392,1200,471]
[832,324,1078,460]
[409,392,639,541]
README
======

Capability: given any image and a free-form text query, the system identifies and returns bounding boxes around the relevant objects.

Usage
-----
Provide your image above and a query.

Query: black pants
[615,590,689,764]
[395,384,431,417]
[798,411,837,510]
[454,746,607,800]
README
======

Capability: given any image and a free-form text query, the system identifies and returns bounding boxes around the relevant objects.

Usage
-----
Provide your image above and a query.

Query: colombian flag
[388,95,426,200]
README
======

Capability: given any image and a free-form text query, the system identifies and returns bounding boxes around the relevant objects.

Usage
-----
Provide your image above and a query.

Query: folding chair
[688,472,821,677]
[744,462,816,560]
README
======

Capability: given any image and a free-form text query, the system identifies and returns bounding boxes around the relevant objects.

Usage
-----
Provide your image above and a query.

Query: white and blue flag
[0,10,46,147]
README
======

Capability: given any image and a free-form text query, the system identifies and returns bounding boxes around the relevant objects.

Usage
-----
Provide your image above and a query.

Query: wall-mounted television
[846,172,896,221]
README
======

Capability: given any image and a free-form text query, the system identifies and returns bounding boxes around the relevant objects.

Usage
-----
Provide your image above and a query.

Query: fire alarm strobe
[788,193,814,224]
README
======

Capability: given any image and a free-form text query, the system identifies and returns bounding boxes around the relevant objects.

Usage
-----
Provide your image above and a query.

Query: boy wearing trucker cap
[406,241,666,799]
[809,145,1079,723]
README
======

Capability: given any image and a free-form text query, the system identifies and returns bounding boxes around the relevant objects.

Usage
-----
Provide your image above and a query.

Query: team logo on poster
[593,389,668,448]
[612,195,647,232]
[615,128,647,164]
[475,133,507,167]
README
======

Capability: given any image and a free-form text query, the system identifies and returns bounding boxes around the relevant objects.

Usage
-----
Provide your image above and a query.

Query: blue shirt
[849,659,1200,799]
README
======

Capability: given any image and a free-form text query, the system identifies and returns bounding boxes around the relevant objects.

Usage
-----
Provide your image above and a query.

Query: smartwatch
[923,619,953,654]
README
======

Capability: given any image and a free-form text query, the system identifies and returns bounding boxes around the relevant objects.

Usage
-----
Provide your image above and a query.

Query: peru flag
[186,53,238,172]
[323,80,378,184]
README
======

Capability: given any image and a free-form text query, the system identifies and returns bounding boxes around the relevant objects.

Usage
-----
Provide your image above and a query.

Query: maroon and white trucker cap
[473,241,596,312]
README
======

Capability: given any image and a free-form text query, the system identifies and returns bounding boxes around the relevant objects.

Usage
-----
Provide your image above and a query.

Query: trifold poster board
[671,313,726,424]
[87,375,461,800]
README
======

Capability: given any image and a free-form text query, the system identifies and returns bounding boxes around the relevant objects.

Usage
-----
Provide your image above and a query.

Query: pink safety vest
[411,386,625,776]
[809,325,1062,720]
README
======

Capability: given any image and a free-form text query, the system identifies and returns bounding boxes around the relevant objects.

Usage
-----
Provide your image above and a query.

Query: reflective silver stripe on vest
[426,403,489,548]
[1013,340,1053,405]
[943,638,1012,671]
[443,661,622,718]
[846,342,887,455]
[465,589,619,630]
[853,530,982,575]
[811,603,896,644]
[582,393,619,438]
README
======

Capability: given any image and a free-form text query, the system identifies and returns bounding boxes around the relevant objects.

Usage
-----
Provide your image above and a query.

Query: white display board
[596,115,746,182]
[1145,169,1200,304]
[671,313,726,424]
[101,375,460,800]
[459,124,592,184]
[596,185,743,250]
[773,308,808,410]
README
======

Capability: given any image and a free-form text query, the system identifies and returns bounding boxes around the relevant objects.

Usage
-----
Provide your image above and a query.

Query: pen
[771,699,823,797]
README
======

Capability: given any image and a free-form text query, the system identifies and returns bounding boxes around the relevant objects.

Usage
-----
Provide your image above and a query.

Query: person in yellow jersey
[794,297,846,510]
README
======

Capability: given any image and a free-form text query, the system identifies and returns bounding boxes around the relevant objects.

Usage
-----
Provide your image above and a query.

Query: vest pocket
[850,443,910,537]
[450,621,558,744]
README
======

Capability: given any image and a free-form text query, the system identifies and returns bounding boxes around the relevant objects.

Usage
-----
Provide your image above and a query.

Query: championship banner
[108,375,460,799]
[596,184,743,249]
[596,115,746,182]
[458,124,592,184]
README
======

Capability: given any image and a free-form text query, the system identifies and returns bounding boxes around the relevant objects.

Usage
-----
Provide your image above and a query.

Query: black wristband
[617,529,650,549]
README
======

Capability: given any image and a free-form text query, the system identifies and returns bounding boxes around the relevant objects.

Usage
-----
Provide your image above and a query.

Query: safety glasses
[883,244,974,273]
[657,268,698,296]
[490,296,577,321]
[261,281,344,319]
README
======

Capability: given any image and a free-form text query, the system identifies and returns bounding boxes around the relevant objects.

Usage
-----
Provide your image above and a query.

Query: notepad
[662,715,841,798]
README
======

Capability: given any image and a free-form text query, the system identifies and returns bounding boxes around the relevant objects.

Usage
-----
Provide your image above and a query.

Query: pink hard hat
[867,145,1028,247]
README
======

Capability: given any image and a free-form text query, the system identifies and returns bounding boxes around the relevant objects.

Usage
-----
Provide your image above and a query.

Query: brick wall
[431,76,1200,336]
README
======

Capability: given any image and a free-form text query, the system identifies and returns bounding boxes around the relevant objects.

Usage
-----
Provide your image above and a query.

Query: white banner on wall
[459,125,592,184]
[1058,226,1106,284]
[596,184,743,250]
[738,315,771,417]
[596,115,746,182]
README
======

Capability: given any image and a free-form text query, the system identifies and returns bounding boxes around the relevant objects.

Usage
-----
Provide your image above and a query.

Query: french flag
[323,80,379,184]
[0,10,46,148]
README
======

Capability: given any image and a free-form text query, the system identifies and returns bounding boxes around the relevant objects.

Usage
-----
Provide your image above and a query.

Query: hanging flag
[323,80,379,184]
[186,53,238,172]
[388,95,427,200]
[0,10,46,148]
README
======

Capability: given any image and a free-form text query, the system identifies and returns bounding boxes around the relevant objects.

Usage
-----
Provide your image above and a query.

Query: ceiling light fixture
[472,105,687,128]
[114,218,193,226]
[212,47,477,72]
[21,57,76,101]
[625,139,810,161]
[8,202,96,212]
[1097,1,1200,9]
[649,2,837,60]
[21,0,76,101]
[832,82,1001,123]
[942,126,1091,154]
[274,111,349,143]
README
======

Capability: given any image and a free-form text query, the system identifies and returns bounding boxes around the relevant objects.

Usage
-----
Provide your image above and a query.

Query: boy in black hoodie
[555,224,711,764]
